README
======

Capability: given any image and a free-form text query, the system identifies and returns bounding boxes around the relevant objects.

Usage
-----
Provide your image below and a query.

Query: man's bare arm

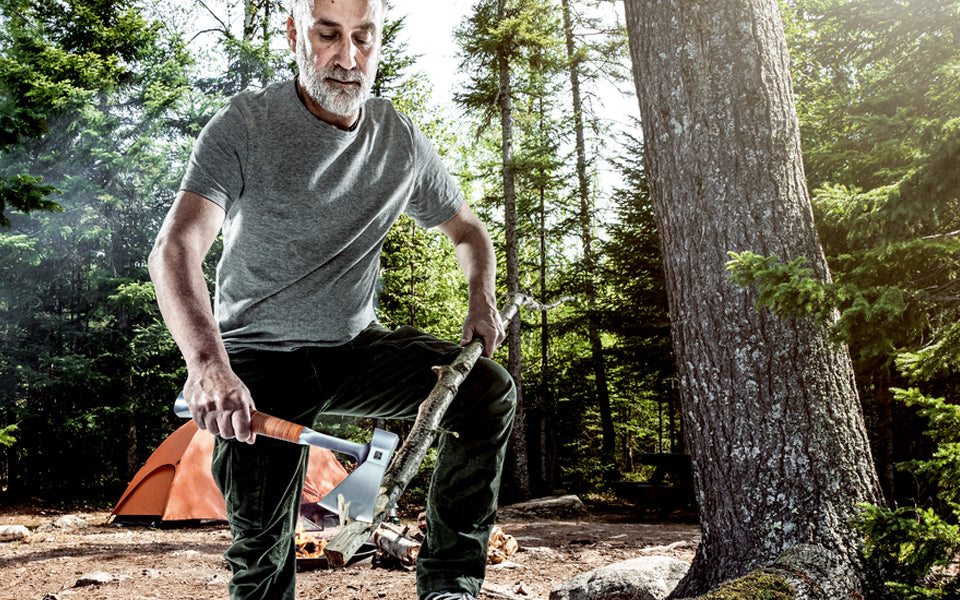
[437,203,505,358]
[148,191,256,443]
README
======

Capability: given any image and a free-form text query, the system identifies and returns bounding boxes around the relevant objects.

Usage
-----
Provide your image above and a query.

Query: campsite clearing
[0,502,699,600]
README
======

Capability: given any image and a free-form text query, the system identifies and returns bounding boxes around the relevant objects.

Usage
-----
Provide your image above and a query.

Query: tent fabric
[110,421,348,525]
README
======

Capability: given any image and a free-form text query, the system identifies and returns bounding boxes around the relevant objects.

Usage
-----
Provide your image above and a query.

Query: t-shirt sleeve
[404,119,465,229]
[179,102,247,211]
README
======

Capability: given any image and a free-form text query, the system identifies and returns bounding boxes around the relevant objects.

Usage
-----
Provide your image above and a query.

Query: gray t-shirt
[179,79,464,351]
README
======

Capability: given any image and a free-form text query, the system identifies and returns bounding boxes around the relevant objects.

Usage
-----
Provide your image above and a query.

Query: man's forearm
[455,228,498,308]
[148,238,229,372]
[148,226,256,443]
[438,203,505,354]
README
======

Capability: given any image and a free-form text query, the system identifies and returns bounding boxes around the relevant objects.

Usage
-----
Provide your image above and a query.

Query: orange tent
[109,421,348,526]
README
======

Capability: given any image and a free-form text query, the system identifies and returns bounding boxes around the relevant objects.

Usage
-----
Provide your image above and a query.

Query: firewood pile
[487,526,520,564]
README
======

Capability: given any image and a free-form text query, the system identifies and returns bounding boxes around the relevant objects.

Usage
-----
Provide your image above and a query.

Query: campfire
[295,522,327,559]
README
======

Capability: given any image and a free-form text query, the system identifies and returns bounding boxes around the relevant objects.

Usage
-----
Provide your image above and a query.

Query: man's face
[287,0,383,121]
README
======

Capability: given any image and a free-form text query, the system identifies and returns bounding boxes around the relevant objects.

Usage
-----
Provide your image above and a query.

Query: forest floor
[0,497,700,600]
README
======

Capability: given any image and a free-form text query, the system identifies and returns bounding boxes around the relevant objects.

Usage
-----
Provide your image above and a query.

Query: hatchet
[174,394,399,523]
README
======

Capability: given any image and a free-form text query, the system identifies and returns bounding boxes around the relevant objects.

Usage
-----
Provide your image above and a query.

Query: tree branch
[921,228,960,241]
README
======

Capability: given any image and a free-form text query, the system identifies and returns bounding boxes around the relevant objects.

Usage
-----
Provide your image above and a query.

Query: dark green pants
[211,325,516,600]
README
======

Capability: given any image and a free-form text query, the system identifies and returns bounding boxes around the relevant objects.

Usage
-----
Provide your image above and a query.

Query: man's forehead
[306,0,383,28]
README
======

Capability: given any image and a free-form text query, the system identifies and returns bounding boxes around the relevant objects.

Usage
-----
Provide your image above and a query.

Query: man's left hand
[461,298,505,358]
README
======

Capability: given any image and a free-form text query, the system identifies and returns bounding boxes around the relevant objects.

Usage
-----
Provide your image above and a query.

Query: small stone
[205,573,230,586]
[0,525,29,542]
[74,572,115,587]
[39,514,88,532]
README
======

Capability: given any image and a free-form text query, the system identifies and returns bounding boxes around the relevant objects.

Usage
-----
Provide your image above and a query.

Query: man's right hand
[183,366,257,444]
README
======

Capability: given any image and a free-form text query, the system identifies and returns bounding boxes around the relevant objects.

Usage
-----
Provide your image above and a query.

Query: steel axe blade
[317,428,398,523]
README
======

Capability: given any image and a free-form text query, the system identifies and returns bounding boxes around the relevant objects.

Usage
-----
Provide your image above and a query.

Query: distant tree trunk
[623,0,883,596]
[125,404,138,480]
[260,0,271,88]
[561,0,616,474]
[498,0,531,501]
[537,156,554,495]
[241,0,254,90]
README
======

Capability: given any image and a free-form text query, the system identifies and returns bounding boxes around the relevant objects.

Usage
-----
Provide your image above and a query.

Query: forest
[0,0,958,597]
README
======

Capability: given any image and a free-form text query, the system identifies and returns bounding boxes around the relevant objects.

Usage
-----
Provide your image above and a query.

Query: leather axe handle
[250,411,305,443]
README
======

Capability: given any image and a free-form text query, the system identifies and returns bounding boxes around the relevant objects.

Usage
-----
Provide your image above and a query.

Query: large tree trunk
[622,0,883,596]
[561,0,616,473]
[498,0,531,500]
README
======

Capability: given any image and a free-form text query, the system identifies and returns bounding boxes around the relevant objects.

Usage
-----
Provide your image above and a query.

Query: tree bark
[622,0,883,596]
[561,0,616,473]
[498,0,531,501]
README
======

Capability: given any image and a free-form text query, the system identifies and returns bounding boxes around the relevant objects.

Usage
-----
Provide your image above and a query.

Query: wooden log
[324,292,534,567]
[487,525,519,564]
[373,522,420,566]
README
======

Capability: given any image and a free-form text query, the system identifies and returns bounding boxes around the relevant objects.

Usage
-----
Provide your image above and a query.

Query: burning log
[294,522,327,559]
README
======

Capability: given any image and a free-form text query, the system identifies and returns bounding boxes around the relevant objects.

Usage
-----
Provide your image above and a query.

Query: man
[147,0,516,598]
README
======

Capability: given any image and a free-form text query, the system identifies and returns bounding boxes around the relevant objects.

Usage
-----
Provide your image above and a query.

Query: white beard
[295,35,373,117]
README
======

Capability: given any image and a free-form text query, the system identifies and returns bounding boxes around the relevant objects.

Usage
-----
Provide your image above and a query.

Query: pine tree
[456,0,561,499]
[625,0,883,594]
[0,0,195,498]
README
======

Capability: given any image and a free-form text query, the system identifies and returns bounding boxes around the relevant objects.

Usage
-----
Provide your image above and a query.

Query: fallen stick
[324,291,533,567]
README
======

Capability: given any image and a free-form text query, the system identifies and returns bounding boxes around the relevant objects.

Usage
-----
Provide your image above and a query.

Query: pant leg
[317,326,517,598]
[416,356,516,597]
[211,349,322,600]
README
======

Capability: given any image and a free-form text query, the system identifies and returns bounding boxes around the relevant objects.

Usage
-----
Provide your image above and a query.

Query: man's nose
[332,36,359,70]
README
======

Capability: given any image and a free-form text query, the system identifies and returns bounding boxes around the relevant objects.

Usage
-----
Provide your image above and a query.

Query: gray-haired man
[148,1,516,598]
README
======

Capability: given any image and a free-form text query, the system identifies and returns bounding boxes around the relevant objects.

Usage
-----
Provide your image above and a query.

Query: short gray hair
[289,0,387,23]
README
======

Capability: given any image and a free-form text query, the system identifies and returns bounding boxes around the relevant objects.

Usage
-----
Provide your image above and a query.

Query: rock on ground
[74,572,117,587]
[498,495,590,520]
[549,555,690,600]
[39,514,89,531]
[0,524,29,541]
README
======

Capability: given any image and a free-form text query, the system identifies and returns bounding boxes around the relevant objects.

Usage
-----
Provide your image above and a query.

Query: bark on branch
[324,291,539,567]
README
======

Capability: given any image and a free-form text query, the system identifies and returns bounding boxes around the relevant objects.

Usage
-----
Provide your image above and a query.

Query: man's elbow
[147,234,176,284]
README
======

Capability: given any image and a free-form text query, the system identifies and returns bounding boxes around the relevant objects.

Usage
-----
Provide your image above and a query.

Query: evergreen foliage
[853,389,960,599]
[0,0,195,499]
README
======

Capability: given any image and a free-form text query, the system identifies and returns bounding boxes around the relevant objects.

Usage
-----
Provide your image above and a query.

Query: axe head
[318,428,399,523]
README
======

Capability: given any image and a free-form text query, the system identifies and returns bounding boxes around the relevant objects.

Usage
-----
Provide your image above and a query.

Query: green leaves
[855,503,960,595]
[0,424,16,448]
[0,175,61,227]
[853,388,960,598]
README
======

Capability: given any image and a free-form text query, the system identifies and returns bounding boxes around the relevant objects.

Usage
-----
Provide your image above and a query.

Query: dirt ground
[0,500,700,600]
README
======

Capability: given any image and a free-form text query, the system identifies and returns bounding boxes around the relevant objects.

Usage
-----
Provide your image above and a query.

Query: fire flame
[295,521,327,559]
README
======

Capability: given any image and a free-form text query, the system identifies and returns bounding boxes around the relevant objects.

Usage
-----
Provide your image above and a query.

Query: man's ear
[285,16,297,53]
